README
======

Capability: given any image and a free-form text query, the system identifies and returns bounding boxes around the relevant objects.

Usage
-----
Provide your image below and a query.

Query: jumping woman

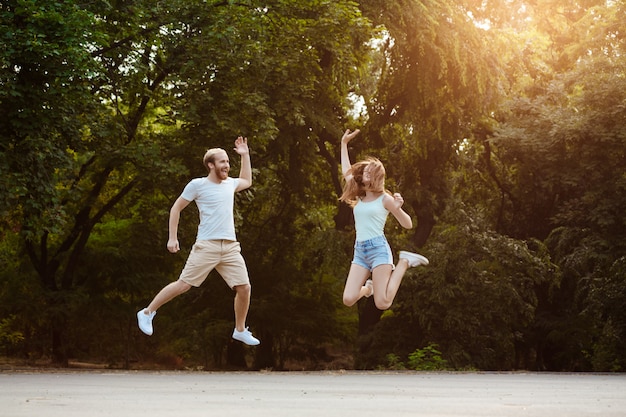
[340,128,429,310]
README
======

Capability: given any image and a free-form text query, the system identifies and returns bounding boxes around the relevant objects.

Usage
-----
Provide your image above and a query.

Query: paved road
[1,370,625,417]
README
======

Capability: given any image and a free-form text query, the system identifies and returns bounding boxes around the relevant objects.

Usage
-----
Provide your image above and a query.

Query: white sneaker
[364,279,374,297]
[399,251,429,267]
[232,327,260,346]
[137,309,156,336]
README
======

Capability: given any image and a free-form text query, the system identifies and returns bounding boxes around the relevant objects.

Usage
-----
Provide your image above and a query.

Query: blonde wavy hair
[339,157,389,207]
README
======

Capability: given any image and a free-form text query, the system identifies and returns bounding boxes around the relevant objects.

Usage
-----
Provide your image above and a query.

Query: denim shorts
[352,235,394,271]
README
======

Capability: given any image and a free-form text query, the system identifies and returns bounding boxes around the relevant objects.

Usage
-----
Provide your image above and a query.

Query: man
[137,136,260,346]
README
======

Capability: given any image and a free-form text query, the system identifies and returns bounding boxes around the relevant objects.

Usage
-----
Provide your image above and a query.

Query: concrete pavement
[1,370,625,416]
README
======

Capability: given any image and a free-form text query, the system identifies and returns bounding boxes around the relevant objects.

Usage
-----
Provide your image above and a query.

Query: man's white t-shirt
[180,177,239,241]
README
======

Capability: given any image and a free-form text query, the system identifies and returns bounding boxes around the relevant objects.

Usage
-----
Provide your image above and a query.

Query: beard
[216,168,229,180]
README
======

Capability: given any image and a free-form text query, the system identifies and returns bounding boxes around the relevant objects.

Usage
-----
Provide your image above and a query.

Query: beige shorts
[178,240,250,289]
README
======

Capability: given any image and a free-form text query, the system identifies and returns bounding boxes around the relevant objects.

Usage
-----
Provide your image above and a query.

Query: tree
[0,0,375,368]
[3,0,625,371]
[474,0,626,369]
[336,0,507,363]
[1,0,111,365]
[358,200,559,370]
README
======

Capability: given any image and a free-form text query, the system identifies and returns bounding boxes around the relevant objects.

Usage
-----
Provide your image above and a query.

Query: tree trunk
[226,340,248,369]
[358,298,383,336]
[51,319,69,367]
[253,331,274,369]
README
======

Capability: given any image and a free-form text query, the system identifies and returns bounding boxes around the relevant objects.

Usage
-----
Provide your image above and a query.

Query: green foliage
[359,0,506,248]
[359,200,559,370]
[1,0,625,372]
[0,0,100,235]
[381,344,449,371]
[0,316,25,355]
[468,0,626,371]
[586,257,626,372]
[407,344,449,371]
[0,0,374,368]
[383,353,406,370]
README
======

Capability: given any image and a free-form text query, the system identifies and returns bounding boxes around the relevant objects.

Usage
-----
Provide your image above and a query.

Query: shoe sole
[399,251,429,266]
[232,336,260,346]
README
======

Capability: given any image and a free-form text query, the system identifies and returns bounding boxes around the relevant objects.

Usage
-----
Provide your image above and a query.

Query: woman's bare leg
[371,259,410,310]
[343,263,372,306]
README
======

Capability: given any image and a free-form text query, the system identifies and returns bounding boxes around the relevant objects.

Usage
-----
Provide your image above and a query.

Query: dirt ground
[1,369,625,417]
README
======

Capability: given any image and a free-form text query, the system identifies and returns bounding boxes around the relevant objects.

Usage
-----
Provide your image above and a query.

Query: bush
[382,344,449,371]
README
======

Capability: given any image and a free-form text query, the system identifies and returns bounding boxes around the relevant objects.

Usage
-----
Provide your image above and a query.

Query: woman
[340,128,428,310]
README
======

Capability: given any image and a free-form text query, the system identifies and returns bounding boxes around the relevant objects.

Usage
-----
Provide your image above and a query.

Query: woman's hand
[391,192,405,209]
[341,129,360,144]
[384,192,413,229]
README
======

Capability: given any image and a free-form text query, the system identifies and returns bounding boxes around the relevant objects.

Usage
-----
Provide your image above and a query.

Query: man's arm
[234,136,252,191]
[167,196,191,253]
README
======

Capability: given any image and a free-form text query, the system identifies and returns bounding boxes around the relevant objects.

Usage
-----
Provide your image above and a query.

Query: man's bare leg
[144,280,191,314]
